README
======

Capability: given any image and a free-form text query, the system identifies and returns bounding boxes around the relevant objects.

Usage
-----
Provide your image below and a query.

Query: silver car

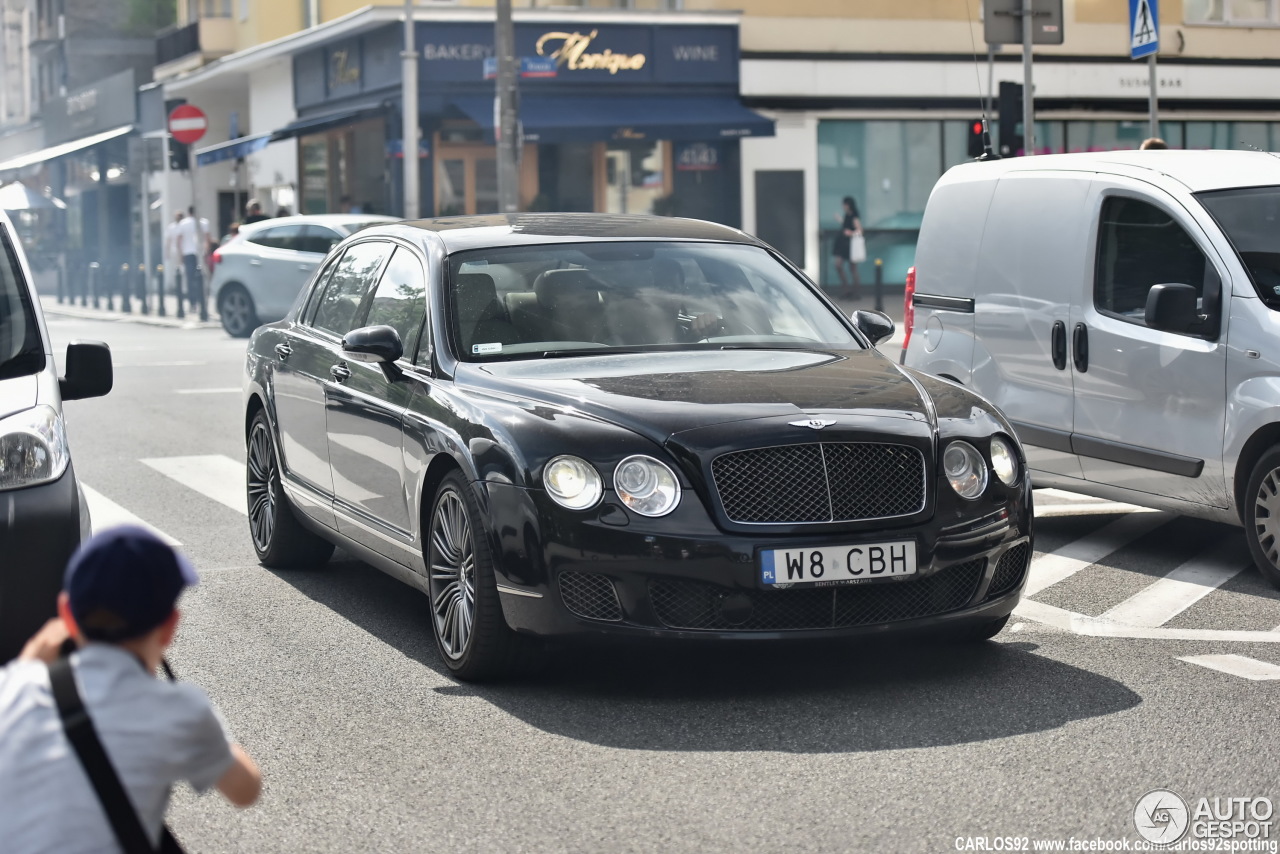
[211,214,398,337]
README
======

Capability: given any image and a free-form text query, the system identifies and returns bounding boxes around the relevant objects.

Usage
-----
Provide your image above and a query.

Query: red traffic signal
[968,119,987,158]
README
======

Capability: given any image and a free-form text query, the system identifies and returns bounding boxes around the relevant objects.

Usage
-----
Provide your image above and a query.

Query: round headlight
[0,405,70,492]
[613,455,681,517]
[543,455,603,510]
[990,436,1020,486]
[943,441,988,500]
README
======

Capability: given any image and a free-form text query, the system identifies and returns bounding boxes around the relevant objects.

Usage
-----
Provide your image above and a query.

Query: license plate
[760,541,917,588]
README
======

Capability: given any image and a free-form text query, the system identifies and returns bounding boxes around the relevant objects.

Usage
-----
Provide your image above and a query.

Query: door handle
[1051,320,1067,371]
[274,342,292,361]
[249,259,263,266]
[1072,323,1089,373]
[330,363,351,382]
[298,264,313,271]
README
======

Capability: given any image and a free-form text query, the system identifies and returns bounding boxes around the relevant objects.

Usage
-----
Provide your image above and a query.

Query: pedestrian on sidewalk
[832,195,864,299]
[0,526,262,854]
[177,207,210,320]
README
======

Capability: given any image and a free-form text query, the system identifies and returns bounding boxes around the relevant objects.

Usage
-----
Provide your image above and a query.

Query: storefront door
[435,145,497,216]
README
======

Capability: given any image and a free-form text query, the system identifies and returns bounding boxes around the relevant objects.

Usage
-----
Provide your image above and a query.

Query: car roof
[387,213,763,253]
[948,149,1280,193]
[238,213,399,233]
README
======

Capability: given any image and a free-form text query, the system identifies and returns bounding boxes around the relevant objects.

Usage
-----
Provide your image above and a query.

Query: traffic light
[998,82,1024,157]
[968,119,987,158]
[168,139,189,171]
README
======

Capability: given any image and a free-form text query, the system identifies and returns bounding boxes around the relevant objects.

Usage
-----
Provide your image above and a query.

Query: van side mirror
[1144,283,1198,333]
[59,340,113,401]
[853,309,895,346]
[342,325,403,364]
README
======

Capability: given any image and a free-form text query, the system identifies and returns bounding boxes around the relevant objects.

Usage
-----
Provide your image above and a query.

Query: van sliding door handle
[1051,321,1067,371]
[1072,323,1089,373]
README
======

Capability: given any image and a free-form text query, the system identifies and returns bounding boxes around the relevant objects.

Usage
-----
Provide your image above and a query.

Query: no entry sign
[168,104,208,145]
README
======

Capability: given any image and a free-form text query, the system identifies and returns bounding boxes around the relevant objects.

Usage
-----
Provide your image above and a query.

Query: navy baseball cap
[63,525,199,642]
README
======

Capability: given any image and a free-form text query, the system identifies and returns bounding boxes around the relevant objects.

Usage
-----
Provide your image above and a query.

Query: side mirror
[1144,283,1198,333]
[342,325,403,364]
[59,340,112,401]
[853,309,895,346]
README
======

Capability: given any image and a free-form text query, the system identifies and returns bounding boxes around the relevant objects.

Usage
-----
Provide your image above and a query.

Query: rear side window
[248,224,306,250]
[311,242,390,337]
[1094,197,1213,332]
[0,227,43,380]
[361,247,427,360]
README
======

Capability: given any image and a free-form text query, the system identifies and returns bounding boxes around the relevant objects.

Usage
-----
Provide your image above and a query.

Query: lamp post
[402,0,419,219]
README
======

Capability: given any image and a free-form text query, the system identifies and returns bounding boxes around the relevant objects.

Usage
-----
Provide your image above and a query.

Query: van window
[0,228,44,381]
[1094,197,1213,333]
[1197,186,1280,309]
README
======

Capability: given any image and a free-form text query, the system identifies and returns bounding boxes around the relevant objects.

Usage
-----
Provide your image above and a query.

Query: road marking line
[1098,536,1249,628]
[175,387,240,395]
[81,484,181,545]
[141,455,246,516]
[1178,654,1280,680]
[1012,600,1280,642]
[1023,511,1172,597]
[1036,502,1161,517]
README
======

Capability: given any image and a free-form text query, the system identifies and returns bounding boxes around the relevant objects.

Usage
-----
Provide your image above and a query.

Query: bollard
[156,263,166,317]
[88,262,100,309]
[56,263,64,304]
[175,263,185,319]
[873,258,884,312]
[120,263,132,313]
[137,264,149,315]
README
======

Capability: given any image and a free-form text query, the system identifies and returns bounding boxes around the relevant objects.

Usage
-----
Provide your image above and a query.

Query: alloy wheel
[1253,465,1280,568]
[429,489,477,660]
[221,290,252,336]
[247,419,277,552]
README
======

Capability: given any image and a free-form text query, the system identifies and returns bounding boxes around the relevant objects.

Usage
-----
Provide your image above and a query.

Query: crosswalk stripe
[141,455,246,516]
[175,388,240,395]
[1098,536,1249,628]
[81,484,181,545]
[1178,654,1280,680]
[1036,502,1162,517]
[1023,510,1173,597]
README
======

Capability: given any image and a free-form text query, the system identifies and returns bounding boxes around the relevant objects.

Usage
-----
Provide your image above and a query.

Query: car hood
[462,349,933,446]
[0,374,38,421]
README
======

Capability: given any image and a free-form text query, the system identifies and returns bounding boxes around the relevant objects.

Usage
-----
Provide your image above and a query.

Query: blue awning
[449,95,774,144]
[269,106,386,142]
[194,134,272,167]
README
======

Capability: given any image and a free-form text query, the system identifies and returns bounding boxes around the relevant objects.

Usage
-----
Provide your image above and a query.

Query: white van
[901,150,1280,588]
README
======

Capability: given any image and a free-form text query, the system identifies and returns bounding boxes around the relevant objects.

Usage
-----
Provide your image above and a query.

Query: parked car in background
[242,213,1033,681]
[0,211,112,660]
[211,213,398,337]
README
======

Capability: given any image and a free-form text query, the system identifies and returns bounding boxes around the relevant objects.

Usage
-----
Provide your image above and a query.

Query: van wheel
[246,410,334,568]
[219,284,258,338]
[1244,446,1280,589]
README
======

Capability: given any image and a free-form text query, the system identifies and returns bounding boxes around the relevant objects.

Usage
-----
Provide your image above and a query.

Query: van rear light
[901,266,917,358]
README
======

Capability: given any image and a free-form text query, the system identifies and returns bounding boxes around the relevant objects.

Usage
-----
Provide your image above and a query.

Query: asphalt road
[41,310,1280,854]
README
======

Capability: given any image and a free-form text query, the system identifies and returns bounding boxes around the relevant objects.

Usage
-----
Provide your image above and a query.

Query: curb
[39,297,222,330]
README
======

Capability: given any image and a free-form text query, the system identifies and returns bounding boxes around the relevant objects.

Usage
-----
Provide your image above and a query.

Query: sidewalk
[39,294,221,330]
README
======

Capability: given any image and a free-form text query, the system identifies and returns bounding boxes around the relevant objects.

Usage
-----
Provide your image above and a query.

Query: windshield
[1197,186,1280,307]
[0,227,43,380]
[447,241,859,361]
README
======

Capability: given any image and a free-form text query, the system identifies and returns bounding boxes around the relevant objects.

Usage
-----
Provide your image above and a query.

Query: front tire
[427,471,523,681]
[1243,446,1280,589]
[219,284,259,338]
[246,410,334,568]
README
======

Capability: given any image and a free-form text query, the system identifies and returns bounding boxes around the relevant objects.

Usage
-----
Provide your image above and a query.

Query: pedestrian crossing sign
[1129,0,1159,59]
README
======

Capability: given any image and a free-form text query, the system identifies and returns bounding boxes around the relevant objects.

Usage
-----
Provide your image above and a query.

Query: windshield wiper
[538,345,711,358]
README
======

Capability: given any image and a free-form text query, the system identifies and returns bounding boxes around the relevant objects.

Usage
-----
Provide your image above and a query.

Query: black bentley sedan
[243,213,1032,680]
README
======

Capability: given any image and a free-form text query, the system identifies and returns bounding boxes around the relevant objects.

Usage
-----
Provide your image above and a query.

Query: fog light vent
[988,543,1030,598]
[559,572,624,622]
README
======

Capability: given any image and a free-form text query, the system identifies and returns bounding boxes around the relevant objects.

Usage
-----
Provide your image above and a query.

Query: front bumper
[0,463,83,659]
[484,481,1033,641]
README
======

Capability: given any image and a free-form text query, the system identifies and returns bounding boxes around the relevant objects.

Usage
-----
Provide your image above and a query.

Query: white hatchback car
[211,214,398,337]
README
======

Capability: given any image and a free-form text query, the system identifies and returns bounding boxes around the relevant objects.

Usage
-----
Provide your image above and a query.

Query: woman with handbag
[832,195,864,299]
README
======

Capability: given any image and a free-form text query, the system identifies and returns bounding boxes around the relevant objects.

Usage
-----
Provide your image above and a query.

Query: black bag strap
[48,657,185,854]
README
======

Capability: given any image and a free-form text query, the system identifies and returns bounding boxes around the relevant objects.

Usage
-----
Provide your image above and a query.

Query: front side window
[1197,185,1280,308]
[296,225,342,255]
[311,242,390,337]
[362,247,428,360]
[447,241,860,361]
[1094,196,1215,334]
[248,224,306,251]
[0,228,43,380]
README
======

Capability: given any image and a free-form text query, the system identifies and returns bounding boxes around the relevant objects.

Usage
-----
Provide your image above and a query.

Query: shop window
[1186,0,1278,22]
[603,141,668,215]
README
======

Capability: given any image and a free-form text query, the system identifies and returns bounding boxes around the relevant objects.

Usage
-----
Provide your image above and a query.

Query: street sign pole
[1129,0,1160,139]
[1022,0,1035,155]
[495,0,519,213]
[402,0,419,219]
[168,103,209,320]
[1149,53,1158,139]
